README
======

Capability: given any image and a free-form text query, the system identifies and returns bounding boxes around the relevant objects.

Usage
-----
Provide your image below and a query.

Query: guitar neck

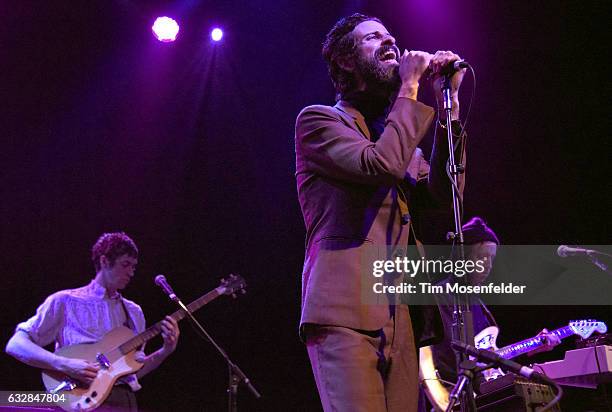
[495,326,573,359]
[119,287,223,354]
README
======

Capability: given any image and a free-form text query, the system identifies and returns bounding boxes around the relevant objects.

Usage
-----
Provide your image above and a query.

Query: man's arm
[419,345,450,411]
[296,50,435,186]
[6,331,100,384]
[136,316,180,379]
[6,293,101,384]
[296,99,435,186]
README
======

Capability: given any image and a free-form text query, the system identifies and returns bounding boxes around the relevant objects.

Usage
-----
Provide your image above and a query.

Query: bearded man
[294,13,467,412]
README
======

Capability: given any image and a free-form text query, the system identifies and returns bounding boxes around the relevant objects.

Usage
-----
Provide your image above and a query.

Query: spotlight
[152,17,180,42]
[211,28,223,42]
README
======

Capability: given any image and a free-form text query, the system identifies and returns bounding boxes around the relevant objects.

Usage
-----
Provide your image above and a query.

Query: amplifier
[475,373,560,412]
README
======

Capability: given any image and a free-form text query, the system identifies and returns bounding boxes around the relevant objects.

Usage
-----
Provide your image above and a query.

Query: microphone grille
[154,274,166,285]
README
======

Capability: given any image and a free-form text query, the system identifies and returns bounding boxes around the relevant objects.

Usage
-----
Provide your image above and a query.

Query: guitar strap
[479,299,498,328]
[120,298,136,332]
[117,298,144,391]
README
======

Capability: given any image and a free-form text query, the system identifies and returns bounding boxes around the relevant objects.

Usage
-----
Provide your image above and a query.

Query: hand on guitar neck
[159,316,180,354]
[527,328,561,356]
[135,315,180,379]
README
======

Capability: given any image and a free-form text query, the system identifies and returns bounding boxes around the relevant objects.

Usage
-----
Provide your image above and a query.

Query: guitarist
[5,232,180,411]
[419,218,561,411]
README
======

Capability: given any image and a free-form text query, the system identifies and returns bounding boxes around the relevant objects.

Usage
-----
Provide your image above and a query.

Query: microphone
[154,274,178,302]
[451,341,553,384]
[557,245,597,258]
[438,59,470,76]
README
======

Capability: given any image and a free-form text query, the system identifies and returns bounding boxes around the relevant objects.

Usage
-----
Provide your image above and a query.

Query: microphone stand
[170,295,261,412]
[450,340,564,412]
[446,360,489,412]
[441,74,475,412]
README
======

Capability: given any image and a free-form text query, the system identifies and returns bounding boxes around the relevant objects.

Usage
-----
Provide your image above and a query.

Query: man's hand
[406,148,430,182]
[430,50,466,120]
[528,328,561,356]
[58,358,100,385]
[398,50,434,100]
[160,315,180,354]
[133,316,180,379]
[134,350,146,363]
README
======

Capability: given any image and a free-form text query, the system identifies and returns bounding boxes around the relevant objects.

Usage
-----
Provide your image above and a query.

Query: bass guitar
[41,274,246,412]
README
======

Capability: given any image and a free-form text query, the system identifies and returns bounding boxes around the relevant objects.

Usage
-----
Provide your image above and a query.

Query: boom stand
[172,297,261,412]
[446,360,487,412]
[441,74,475,412]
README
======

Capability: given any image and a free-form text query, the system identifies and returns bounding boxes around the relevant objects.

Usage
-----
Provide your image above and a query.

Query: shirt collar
[89,279,122,300]
[334,100,371,140]
[337,91,391,120]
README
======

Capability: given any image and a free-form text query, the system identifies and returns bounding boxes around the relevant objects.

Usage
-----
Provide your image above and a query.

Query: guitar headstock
[219,274,247,298]
[569,319,608,339]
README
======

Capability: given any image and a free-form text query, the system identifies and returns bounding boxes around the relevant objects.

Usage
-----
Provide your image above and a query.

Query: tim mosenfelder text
[372,282,527,295]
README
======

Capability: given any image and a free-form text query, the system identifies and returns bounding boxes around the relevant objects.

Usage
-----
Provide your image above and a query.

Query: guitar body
[42,326,142,412]
[473,326,505,381]
[474,326,499,351]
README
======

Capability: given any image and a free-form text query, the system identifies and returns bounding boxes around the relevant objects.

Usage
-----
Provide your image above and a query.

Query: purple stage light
[211,28,223,42]
[152,17,180,42]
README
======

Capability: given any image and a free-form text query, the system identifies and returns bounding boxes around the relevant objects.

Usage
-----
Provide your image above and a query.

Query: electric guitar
[421,319,607,411]
[41,274,246,412]
[474,319,608,381]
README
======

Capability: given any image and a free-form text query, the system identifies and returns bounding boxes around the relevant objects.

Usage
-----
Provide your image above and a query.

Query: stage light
[211,28,223,42]
[152,17,180,42]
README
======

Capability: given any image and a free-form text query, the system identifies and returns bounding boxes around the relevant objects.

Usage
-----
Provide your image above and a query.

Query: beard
[355,45,401,97]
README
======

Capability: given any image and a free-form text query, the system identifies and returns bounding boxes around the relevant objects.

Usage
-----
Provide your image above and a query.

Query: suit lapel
[334,100,371,140]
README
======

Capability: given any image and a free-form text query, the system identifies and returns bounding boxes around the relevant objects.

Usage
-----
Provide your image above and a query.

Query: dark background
[1,1,610,410]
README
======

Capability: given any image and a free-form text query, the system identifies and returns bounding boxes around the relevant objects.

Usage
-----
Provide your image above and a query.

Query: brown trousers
[305,305,419,412]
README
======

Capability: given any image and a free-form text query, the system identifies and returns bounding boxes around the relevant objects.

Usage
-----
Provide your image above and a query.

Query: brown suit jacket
[295,96,462,346]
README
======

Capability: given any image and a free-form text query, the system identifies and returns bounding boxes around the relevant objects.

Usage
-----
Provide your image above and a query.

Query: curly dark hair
[322,13,381,99]
[91,232,139,271]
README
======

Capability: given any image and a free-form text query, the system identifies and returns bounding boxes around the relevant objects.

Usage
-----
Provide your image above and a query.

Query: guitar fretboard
[495,326,573,359]
[118,287,224,354]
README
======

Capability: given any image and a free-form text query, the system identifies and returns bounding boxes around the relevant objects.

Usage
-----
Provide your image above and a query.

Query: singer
[5,232,180,411]
[295,13,467,412]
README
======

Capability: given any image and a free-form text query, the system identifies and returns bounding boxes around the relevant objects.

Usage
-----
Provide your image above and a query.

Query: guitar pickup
[49,379,77,394]
[96,353,111,369]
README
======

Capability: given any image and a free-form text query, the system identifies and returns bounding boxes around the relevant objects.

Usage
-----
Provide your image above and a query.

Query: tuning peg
[231,293,237,299]
[241,289,246,294]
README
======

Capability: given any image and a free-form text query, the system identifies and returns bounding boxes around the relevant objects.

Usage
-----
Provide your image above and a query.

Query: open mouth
[380,50,397,62]
[377,46,399,64]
